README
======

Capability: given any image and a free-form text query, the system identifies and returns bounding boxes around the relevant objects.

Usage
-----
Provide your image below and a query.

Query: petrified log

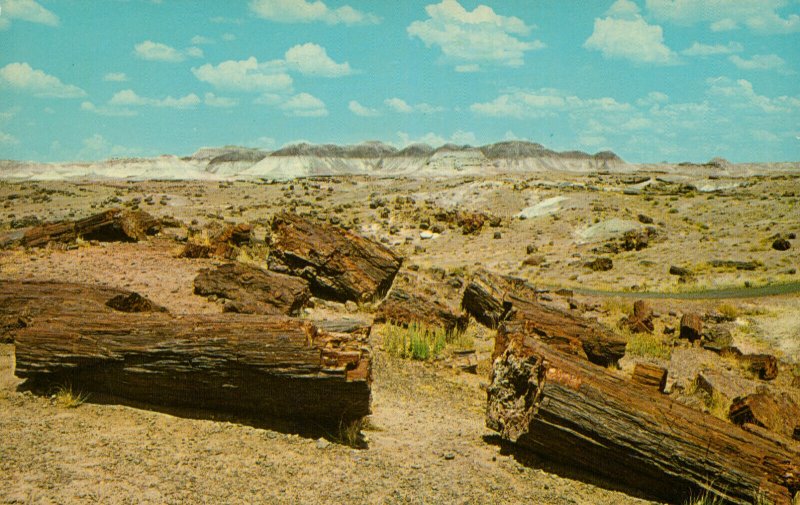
[179,223,252,260]
[0,280,165,342]
[680,313,703,342]
[631,363,667,391]
[461,269,538,328]
[487,334,799,505]
[729,392,800,440]
[267,212,402,303]
[739,353,779,381]
[374,288,468,335]
[194,263,311,316]
[16,209,159,248]
[15,312,371,423]
[496,295,627,367]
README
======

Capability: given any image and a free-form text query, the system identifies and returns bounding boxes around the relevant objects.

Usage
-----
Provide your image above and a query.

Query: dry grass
[625,331,672,360]
[53,384,89,409]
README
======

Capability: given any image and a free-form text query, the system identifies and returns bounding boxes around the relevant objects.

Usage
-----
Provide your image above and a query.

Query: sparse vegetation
[625,331,672,360]
[381,322,448,361]
[715,302,740,321]
[53,384,89,409]
[336,417,365,448]
[683,490,725,505]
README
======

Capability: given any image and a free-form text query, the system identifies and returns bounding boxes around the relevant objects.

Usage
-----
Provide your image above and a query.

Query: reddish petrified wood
[16,209,160,248]
[487,332,799,505]
[267,212,402,303]
[374,288,468,335]
[729,392,800,440]
[631,363,668,392]
[194,262,311,316]
[15,312,371,423]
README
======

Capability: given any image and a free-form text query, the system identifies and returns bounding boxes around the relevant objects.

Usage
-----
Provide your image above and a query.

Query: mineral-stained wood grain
[461,269,538,328]
[374,288,468,334]
[267,212,402,303]
[194,262,311,316]
[15,208,160,248]
[14,312,371,423]
[0,280,165,342]
[487,333,799,505]
[496,295,627,367]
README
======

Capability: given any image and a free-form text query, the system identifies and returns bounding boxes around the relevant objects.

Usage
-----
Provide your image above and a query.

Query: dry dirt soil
[1,170,798,504]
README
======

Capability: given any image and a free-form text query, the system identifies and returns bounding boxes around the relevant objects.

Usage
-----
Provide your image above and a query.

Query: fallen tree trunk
[729,392,800,440]
[267,212,402,303]
[496,295,627,367]
[15,209,160,248]
[461,270,538,328]
[374,288,468,334]
[15,312,371,423]
[487,333,799,505]
[0,280,165,342]
[194,262,311,316]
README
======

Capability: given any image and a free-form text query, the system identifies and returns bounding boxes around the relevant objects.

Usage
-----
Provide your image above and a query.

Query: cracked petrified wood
[12,208,160,248]
[461,269,538,328]
[194,262,311,316]
[267,212,402,303]
[495,295,627,367]
[14,312,371,423]
[487,332,799,505]
[374,288,468,335]
[0,280,165,342]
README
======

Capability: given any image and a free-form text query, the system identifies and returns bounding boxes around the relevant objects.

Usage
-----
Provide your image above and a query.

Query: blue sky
[0,0,798,163]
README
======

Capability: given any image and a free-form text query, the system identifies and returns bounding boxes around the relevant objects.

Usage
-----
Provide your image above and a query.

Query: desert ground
[1,166,799,504]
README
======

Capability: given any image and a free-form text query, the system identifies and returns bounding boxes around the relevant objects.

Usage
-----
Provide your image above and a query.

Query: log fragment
[0,280,165,342]
[487,333,799,504]
[496,295,627,367]
[14,209,160,248]
[631,363,667,391]
[461,269,537,328]
[15,312,371,423]
[194,262,311,316]
[267,212,402,303]
[179,223,252,260]
[739,353,779,381]
[374,288,468,334]
[729,392,800,440]
[680,313,703,342]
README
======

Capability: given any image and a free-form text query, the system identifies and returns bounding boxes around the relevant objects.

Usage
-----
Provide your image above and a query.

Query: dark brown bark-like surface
[267,212,402,303]
[487,333,799,505]
[631,363,667,391]
[14,209,160,248]
[495,295,627,367]
[179,223,252,260]
[739,353,779,381]
[729,392,800,440]
[15,312,371,423]
[461,269,538,328]
[194,262,311,316]
[374,288,468,334]
[680,313,703,342]
[0,280,165,342]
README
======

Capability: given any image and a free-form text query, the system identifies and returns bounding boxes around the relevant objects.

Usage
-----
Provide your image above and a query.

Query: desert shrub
[626,332,672,360]
[716,303,740,321]
[382,322,448,361]
[54,384,89,409]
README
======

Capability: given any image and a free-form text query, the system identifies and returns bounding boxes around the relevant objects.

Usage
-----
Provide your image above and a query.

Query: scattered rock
[522,255,545,267]
[669,265,692,277]
[702,326,733,353]
[585,257,613,272]
[772,237,791,251]
[679,313,703,342]
[708,260,759,271]
[637,214,654,224]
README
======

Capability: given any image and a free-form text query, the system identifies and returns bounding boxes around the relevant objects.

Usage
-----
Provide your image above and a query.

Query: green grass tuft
[381,322,450,361]
[625,332,672,360]
[53,384,89,409]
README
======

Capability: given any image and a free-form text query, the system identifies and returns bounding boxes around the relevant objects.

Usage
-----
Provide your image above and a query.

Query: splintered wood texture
[495,295,627,367]
[15,312,371,422]
[194,262,311,316]
[268,212,402,303]
[0,280,164,341]
[487,334,799,505]
[631,363,667,391]
[461,269,538,328]
[375,288,468,334]
[20,209,159,247]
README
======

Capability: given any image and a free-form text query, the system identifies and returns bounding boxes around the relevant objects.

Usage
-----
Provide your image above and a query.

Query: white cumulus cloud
[348,100,379,117]
[192,57,293,92]
[279,92,328,117]
[471,89,630,118]
[584,1,679,65]
[133,40,203,62]
[109,89,201,109]
[407,0,544,70]
[103,72,128,82]
[645,0,800,34]
[0,62,85,98]
[204,92,238,108]
[384,97,444,114]
[0,130,19,144]
[681,41,743,56]
[0,0,59,29]
[284,43,352,77]
[729,54,792,74]
[249,0,380,25]
[81,101,137,117]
